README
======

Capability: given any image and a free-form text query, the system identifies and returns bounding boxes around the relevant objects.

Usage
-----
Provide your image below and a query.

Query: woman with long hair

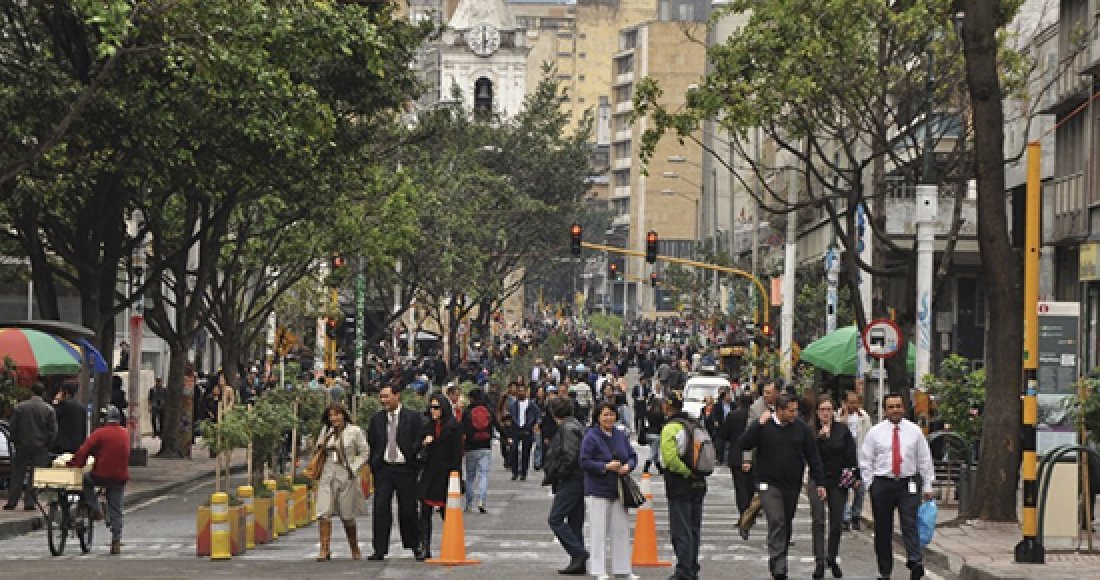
[579,402,638,580]
[314,403,369,561]
[807,396,859,578]
[415,392,463,560]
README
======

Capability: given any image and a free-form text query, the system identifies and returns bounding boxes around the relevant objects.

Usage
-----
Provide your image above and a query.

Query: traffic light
[331,252,345,269]
[570,223,582,256]
[645,230,658,264]
[609,262,620,281]
[650,272,658,287]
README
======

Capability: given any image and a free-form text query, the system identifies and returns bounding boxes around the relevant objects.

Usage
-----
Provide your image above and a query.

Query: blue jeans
[844,481,865,523]
[464,449,491,508]
[82,473,124,542]
[547,478,587,559]
[646,434,661,470]
[668,489,704,579]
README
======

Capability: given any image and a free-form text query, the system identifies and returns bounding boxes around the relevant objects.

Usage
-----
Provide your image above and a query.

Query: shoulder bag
[618,474,646,508]
[302,430,334,481]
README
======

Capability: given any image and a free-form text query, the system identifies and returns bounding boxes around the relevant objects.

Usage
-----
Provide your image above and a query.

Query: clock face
[466,23,501,57]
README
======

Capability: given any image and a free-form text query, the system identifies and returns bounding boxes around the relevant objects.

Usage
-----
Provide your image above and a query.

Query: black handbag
[618,474,646,509]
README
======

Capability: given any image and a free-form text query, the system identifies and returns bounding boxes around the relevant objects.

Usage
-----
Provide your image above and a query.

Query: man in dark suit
[366,384,424,560]
[721,392,754,515]
[507,383,541,481]
[4,382,57,511]
[52,382,87,454]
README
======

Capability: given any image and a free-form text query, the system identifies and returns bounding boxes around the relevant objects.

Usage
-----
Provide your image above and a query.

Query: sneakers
[478,503,487,514]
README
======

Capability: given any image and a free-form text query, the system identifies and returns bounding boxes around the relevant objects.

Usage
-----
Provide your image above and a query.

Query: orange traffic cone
[426,471,480,566]
[631,473,671,567]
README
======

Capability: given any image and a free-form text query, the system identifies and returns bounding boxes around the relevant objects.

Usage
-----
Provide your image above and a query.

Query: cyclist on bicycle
[68,405,130,555]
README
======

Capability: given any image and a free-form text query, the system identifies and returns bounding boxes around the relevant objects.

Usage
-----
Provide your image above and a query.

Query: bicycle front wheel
[74,501,93,553]
[46,500,67,556]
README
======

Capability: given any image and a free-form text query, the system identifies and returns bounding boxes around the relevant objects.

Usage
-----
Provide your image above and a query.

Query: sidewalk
[0,437,246,541]
[863,493,1100,579]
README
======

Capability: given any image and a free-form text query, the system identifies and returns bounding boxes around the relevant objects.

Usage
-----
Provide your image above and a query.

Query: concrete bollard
[210,492,231,560]
[238,485,255,549]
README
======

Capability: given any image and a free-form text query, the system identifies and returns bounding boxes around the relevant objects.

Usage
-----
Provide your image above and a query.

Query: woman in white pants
[579,402,639,579]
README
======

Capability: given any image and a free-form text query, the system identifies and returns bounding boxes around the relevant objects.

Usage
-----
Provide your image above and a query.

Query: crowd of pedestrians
[1,318,941,579]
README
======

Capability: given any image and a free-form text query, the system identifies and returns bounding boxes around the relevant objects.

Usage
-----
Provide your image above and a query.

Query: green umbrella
[799,325,915,376]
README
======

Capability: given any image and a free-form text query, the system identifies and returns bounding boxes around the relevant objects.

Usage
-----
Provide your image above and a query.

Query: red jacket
[69,424,131,484]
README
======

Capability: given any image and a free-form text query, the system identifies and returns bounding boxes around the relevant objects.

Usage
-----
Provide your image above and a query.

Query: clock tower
[433,0,529,117]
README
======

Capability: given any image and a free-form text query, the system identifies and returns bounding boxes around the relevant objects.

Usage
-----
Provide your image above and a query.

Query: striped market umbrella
[0,327,83,385]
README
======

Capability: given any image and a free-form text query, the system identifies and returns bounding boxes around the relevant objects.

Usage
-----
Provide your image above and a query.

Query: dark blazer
[507,398,541,432]
[416,419,463,503]
[53,399,87,454]
[720,407,750,456]
[368,405,424,469]
[10,396,57,454]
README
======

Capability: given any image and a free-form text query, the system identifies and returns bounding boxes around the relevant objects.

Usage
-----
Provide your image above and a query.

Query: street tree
[632,0,1032,519]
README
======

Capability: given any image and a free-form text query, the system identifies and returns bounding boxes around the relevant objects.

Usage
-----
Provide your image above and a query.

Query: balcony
[614,72,634,86]
[1048,171,1087,242]
[612,213,631,228]
[883,195,978,238]
[1045,48,1092,114]
[613,128,633,142]
[614,101,634,114]
[612,157,632,171]
[611,186,631,199]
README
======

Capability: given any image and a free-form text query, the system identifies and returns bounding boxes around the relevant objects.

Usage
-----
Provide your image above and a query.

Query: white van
[682,375,731,419]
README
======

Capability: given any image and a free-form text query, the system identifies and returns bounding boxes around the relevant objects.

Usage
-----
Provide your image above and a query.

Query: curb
[0,463,247,542]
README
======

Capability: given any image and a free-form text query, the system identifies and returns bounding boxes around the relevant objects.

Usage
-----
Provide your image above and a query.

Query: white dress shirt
[386,405,407,464]
[517,399,530,427]
[858,418,935,493]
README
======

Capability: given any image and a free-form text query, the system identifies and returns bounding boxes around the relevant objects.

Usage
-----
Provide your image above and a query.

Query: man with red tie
[859,393,935,580]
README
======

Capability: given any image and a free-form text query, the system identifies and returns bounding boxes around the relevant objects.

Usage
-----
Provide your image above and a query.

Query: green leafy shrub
[923,354,986,442]
[1062,377,1100,446]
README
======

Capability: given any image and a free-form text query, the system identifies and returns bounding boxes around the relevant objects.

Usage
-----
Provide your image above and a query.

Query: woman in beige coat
[314,404,369,560]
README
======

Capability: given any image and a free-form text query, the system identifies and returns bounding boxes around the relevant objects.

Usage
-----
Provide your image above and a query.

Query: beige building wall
[610,20,707,315]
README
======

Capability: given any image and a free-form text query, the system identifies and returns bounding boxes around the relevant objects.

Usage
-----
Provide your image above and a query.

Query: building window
[579,52,586,59]
[557,74,573,81]
[577,97,585,104]
[474,77,493,114]
[578,74,586,82]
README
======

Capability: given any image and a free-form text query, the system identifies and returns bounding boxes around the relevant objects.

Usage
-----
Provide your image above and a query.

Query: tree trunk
[960,0,1022,521]
[158,342,189,457]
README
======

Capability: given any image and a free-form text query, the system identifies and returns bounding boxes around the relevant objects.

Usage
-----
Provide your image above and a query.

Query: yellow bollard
[264,479,279,539]
[210,492,231,560]
[238,485,255,549]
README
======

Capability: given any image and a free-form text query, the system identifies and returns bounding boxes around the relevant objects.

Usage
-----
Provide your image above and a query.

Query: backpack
[673,418,716,477]
[470,406,492,442]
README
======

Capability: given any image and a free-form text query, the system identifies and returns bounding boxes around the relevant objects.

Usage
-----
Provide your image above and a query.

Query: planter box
[253,497,273,544]
[274,490,289,535]
[196,506,211,557]
[292,484,309,528]
[228,505,245,555]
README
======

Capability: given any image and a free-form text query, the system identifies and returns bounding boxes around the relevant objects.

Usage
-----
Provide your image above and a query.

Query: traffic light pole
[581,241,770,325]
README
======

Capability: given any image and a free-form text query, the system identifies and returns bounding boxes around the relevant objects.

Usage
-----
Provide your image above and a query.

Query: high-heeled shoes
[828,559,843,578]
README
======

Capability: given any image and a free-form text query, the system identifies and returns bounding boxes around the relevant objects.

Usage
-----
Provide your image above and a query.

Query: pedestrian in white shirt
[839,390,873,531]
[858,393,935,580]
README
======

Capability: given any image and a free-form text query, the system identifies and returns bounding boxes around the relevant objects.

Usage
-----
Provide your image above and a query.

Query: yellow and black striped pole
[1015,141,1044,564]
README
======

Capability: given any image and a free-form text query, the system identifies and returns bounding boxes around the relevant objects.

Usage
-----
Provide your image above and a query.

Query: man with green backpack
[659,391,711,580]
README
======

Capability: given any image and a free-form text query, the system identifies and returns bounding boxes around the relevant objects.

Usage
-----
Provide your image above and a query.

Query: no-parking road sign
[862,319,902,359]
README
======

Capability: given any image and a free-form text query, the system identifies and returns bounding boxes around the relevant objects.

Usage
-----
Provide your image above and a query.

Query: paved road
[0,433,955,579]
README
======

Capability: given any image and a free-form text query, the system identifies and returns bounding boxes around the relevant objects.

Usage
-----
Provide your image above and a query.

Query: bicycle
[33,467,108,556]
